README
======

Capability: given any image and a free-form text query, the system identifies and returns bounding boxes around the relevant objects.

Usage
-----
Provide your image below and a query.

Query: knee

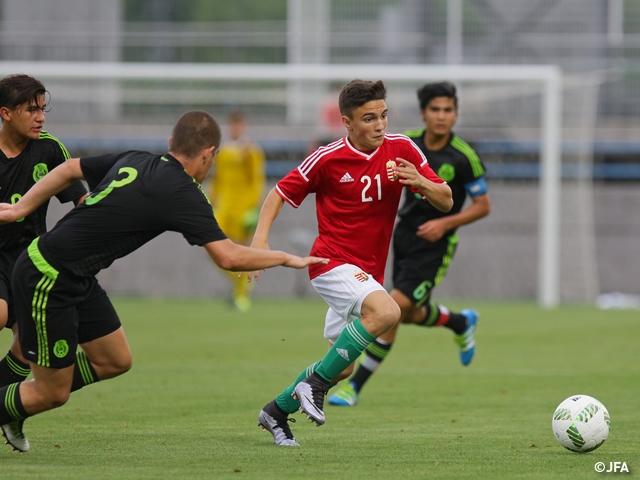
[377,301,401,330]
[119,356,133,375]
[91,351,132,380]
[38,388,71,411]
[111,354,132,377]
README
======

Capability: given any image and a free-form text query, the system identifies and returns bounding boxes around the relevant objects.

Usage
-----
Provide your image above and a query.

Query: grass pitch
[0,298,637,479]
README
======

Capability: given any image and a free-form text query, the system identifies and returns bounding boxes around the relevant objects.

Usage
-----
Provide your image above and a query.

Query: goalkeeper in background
[329,81,491,407]
[208,111,266,312]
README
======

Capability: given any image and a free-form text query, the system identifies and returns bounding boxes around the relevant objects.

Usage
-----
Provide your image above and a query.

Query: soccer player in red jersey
[253,79,453,446]
[329,81,491,408]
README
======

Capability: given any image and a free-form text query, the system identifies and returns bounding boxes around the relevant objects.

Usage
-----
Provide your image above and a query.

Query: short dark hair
[170,110,222,158]
[227,110,245,123]
[417,81,458,110]
[0,74,48,111]
[339,79,387,118]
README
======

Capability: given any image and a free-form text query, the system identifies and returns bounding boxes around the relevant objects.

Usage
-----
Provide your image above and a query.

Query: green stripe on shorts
[434,234,459,286]
[27,238,59,367]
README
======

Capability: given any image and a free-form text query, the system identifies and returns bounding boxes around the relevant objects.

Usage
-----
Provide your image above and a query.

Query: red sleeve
[402,137,446,188]
[275,167,313,208]
[417,162,446,184]
[276,146,331,207]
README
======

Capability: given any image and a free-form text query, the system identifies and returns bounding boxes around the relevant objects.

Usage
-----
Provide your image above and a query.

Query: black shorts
[392,221,459,307]
[0,247,25,329]
[12,243,121,369]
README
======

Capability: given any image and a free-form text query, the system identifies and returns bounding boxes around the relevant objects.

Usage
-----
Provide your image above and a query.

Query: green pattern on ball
[566,423,585,448]
[553,408,572,421]
[581,441,605,453]
[575,403,599,423]
[603,410,611,429]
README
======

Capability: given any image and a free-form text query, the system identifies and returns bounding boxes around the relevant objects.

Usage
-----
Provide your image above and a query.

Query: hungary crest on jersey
[354,270,370,282]
[385,160,397,181]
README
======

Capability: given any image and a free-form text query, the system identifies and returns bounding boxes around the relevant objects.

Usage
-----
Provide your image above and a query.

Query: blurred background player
[329,81,491,407]
[0,74,86,450]
[315,82,345,148]
[207,111,265,312]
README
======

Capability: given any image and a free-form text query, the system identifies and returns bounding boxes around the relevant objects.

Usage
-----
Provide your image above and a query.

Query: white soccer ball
[552,394,610,453]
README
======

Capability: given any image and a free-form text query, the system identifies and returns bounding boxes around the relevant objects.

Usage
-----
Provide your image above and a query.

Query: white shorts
[310,263,386,342]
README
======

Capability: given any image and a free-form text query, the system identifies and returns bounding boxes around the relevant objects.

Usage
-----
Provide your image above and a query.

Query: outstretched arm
[0,159,84,224]
[251,187,285,248]
[205,238,327,272]
[243,187,286,280]
[393,158,453,212]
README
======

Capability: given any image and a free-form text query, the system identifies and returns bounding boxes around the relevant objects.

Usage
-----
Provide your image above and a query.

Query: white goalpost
[0,61,563,307]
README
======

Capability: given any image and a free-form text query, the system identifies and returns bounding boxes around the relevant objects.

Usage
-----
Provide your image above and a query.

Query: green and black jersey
[398,130,487,234]
[0,131,86,251]
[37,151,227,278]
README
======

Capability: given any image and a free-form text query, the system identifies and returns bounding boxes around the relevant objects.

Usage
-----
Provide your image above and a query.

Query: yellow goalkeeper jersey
[209,137,265,238]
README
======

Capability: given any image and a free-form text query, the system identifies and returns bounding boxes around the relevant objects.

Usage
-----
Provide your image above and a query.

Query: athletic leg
[295,290,399,425]
[0,315,31,387]
[0,275,32,386]
[0,362,74,452]
[328,291,408,406]
[72,327,132,391]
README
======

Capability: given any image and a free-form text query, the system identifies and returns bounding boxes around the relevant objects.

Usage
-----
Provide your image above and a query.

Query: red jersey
[276,134,445,283]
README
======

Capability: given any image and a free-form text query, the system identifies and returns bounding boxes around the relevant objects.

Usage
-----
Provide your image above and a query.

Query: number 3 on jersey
[361,174,382,202]
[85,167,138,205]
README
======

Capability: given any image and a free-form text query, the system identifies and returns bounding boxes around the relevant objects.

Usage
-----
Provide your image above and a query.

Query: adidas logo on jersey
[336,348,350,361]
[340,172,355,183]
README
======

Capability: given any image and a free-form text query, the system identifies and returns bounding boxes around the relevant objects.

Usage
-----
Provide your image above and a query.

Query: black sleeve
[162,181,227,246]
[55,180,87,204]
[80,153,128,191]
[40,138,88,204]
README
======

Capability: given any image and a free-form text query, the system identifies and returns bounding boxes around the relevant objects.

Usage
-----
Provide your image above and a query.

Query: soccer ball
[552,394,610,453]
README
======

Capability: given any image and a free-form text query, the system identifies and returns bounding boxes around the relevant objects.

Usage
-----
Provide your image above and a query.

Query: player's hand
[393,157,425,188]
[245,239,270,282]
[416,218,447,242]
[0,203,19,224]
[284,255,329,269]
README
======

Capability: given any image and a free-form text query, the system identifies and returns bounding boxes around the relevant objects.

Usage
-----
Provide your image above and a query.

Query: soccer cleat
[328,381,359,407]
[258,400,299,446]
[293,373,328,426]
[455,309,478,366]
[1,420,30,453]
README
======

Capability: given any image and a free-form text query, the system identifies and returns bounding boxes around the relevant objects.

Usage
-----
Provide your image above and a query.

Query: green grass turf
[0,298,638,479]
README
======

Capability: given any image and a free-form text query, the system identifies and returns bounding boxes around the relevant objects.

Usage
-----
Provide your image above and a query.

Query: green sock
[276,361,320,414]
[316,319,376,382]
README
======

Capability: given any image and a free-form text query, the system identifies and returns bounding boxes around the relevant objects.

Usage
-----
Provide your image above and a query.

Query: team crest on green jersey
[437,163,455,182]
[33,163,49,182]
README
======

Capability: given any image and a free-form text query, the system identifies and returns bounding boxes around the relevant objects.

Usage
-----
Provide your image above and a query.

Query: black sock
[350,339,393,392]
[0,350,31,387]
[446,312,467,335]
[71,351,99,392]
[0,382,29,424]
[419,303,466,334]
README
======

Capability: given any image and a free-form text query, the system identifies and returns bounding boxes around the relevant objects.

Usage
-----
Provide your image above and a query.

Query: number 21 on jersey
[361,174,382,202]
